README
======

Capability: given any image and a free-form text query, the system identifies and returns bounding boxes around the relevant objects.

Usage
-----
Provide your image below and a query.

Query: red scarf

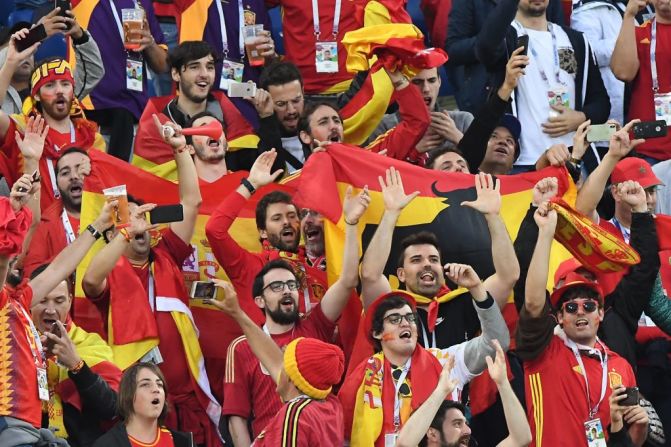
[108,247,186,345]
[339,345,442,445]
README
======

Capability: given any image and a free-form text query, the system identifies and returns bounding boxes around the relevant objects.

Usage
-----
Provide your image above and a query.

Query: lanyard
[520,22,565,87]
[18,303,46,369]
[392,358,411,429]
[60,208,76,244]
[46,122,75,199]
[109,0,126,43]
[418,316,437,349]
[651,18,661,93]
[215,0,244,58]
[148,264,155,312]
[610,217,631,244]
[295,263,312,313]
[311,0,342,40]
[568,339,608,419]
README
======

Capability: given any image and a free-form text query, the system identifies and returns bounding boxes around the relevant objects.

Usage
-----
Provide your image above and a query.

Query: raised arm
[207,280,284,387]
[445,263,510,374]
[320,186,371,322]
[360,167,419,308]
[487,340,532,447]
[0,177,37,290]
[575,120,644,220]
[0,30,39,138]
[458,46,527,172]
[395,357,458,447]
[461,173,519,307]
[611,0,646,81]
[475,0,518,69]
[525,203,557,317]
[81,203,157,298]
[30,201,113,302]
[154,115,202,244]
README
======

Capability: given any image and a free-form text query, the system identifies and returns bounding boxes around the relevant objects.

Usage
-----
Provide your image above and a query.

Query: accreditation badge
[220,59,245,90]
[547,86,569,118]
[654,92,671,125]
[584,418,607,447]
[126,55,144,92]
[315,41,338,73]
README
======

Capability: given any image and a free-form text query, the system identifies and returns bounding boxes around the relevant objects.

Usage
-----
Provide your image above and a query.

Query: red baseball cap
[550,271,603,308]
[610,157,663,189]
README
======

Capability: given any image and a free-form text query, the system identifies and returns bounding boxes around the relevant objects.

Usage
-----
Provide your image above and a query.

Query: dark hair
[370,294,414,352]
[259,61,303,90]
[397,231,441,269]
[255,191,296,231]
[30,263,74,296]
[252,259,297,298]
[419,401,468,447]
[168,41,220,73]
[425,147,468,170]
[118,363,169,425]
[297,101,341,137]
[555,286,603,311]
[56,146,89,172]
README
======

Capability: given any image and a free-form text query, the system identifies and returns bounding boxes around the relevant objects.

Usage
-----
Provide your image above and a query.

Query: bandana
[25,59,84,119]
[402,286,469,332]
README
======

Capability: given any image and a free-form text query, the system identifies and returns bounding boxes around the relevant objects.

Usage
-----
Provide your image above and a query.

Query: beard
[194,143,226,163]
[520,2,547,17]
[40,96,73,121]
[266,303,300,325]
[182,81,210,104]
[267,231,300,253]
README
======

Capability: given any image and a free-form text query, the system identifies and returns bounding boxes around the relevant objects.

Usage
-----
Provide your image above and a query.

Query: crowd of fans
[0,0,671,445]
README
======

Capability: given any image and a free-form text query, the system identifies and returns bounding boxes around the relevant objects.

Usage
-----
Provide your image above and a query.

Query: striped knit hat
[283,337,344,399]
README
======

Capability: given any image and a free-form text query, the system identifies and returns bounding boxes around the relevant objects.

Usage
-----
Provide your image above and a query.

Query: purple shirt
[83,0,166,119]
[203,0,271,127]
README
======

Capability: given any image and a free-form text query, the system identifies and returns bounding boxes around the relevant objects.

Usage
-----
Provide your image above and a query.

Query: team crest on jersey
[244,9,256,26]
[608,370,623,388]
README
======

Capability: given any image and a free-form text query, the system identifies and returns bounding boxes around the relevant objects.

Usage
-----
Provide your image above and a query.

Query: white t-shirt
[515,24,576,166]
[281,135,305,174]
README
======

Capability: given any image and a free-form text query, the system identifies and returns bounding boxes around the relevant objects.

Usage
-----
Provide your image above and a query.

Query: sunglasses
[562,300,599,314]
[263,280,299,293]
[384,312,418,325]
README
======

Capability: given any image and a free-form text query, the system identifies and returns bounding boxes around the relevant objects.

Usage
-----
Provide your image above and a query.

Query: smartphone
[621,387,639,406]
[586,123,617,142]
[43,322,62,356]
[190,281,217,300]
[516,34,529,56]
[17,170,40,193]
[15,24,47,52]
[228,81,257,98]
[633,120,668,139]
[55,0,73,29]
[148,204,183,224]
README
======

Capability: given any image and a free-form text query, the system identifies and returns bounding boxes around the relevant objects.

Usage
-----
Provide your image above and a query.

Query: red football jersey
[128,427,175,447]
[524,336,636,447]
[223,305,336,436]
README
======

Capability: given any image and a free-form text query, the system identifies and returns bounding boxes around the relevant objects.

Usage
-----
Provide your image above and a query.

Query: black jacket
[92,423,193,447]
[474,0,610,124]
[446,0,564,113]
[43,362,118,447]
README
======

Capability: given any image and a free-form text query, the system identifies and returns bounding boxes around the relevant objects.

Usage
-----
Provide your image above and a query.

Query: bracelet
[241,177,256,195]
[344,217,358,226]
[392,77,408,89]
[69,359,85,374]
[86,224,102,240]
[569,157,583,168]
[119,228,132,242]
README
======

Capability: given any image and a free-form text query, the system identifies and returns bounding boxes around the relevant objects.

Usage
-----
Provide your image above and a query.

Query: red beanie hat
[283,337,344,399]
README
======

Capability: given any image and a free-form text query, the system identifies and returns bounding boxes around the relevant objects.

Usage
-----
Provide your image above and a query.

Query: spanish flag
[132,92,259,180]
[340,24,446,146]
[353,0,413,27]
[295,144,577,418]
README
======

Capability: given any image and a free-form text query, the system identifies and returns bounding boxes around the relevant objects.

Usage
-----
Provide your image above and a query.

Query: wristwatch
[86,224,102,240]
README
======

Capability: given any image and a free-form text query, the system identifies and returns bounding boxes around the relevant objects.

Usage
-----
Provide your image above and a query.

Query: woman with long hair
[93,362,194,447]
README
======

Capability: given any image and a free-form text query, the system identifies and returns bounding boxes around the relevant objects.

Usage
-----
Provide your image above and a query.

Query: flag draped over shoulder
[132,93,259,180]
[353,0,412,27]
